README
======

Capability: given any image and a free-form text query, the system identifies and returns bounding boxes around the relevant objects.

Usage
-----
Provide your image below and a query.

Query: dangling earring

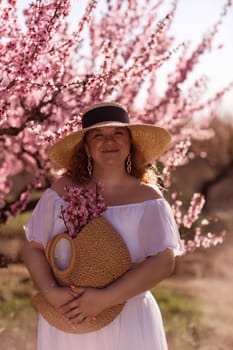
[87,156,93,176]
[126,153,132,174]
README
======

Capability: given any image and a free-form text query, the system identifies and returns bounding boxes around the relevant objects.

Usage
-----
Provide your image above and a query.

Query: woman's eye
[93,133,102,138]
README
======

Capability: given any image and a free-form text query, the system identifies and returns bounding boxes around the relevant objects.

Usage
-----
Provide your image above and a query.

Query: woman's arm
[105,248,174,305]
[22,241,77,309]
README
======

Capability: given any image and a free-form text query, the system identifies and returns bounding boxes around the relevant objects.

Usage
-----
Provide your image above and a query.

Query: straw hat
[33,217,132,333]
[48,102,171,169]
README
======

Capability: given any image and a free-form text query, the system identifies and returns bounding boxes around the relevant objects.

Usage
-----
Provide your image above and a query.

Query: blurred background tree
[0,0,232,261]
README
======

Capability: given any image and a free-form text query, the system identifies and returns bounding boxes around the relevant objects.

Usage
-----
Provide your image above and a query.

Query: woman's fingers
[63,309,95,326]
[59,298,95,322]
[60,303,85,323]
[69,285,85,295]
[59,298,79,314]
[60,287,105,320]
[71,312,87,324]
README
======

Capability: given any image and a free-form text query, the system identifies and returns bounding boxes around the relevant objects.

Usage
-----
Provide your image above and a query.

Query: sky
[17,0,233,113]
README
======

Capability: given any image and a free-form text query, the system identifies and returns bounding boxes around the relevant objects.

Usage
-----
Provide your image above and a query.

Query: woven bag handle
[45,233,77,283]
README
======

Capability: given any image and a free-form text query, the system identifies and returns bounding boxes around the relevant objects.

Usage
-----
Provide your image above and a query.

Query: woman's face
[84,126,131,168]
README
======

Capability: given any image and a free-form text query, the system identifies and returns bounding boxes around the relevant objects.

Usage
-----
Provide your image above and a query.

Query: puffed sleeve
[139,199,184,257]
[24,189,66,249]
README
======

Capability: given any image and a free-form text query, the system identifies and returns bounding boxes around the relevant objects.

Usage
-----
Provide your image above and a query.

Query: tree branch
[199,159,233,199]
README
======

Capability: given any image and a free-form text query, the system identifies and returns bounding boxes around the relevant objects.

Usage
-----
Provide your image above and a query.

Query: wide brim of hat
[48,122,171,170]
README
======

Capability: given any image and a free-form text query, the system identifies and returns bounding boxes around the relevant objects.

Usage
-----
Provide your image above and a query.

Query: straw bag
[32,216,132,333]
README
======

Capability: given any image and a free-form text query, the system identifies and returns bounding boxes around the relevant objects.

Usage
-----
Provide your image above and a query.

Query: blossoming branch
[60,183,106,238]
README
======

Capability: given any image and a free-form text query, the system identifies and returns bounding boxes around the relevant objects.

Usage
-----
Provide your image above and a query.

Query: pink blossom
[59,183,106,238]
[183,193,205,229]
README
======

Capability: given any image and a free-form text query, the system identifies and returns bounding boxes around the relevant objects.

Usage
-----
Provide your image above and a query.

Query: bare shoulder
[138,182,163,200]
[51,174,75,196]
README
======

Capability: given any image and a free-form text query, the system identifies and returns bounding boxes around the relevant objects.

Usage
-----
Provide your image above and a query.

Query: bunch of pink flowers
[60,182,106,238]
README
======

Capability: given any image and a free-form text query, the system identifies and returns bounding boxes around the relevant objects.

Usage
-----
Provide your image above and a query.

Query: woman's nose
[103,134,114,141]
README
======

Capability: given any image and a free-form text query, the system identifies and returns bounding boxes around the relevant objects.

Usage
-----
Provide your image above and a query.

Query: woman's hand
[44,286,81,310]
[59,286,109,325]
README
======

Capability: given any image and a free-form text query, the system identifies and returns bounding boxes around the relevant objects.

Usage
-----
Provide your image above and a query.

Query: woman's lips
[102,149,119,153]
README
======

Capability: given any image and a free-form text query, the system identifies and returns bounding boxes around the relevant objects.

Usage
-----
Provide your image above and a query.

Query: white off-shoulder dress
[24,188,184,350]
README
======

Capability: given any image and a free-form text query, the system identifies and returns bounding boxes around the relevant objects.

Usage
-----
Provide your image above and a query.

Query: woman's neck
[90,169,135,191]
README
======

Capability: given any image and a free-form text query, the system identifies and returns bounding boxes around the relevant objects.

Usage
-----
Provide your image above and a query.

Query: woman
[22,102,184,350]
